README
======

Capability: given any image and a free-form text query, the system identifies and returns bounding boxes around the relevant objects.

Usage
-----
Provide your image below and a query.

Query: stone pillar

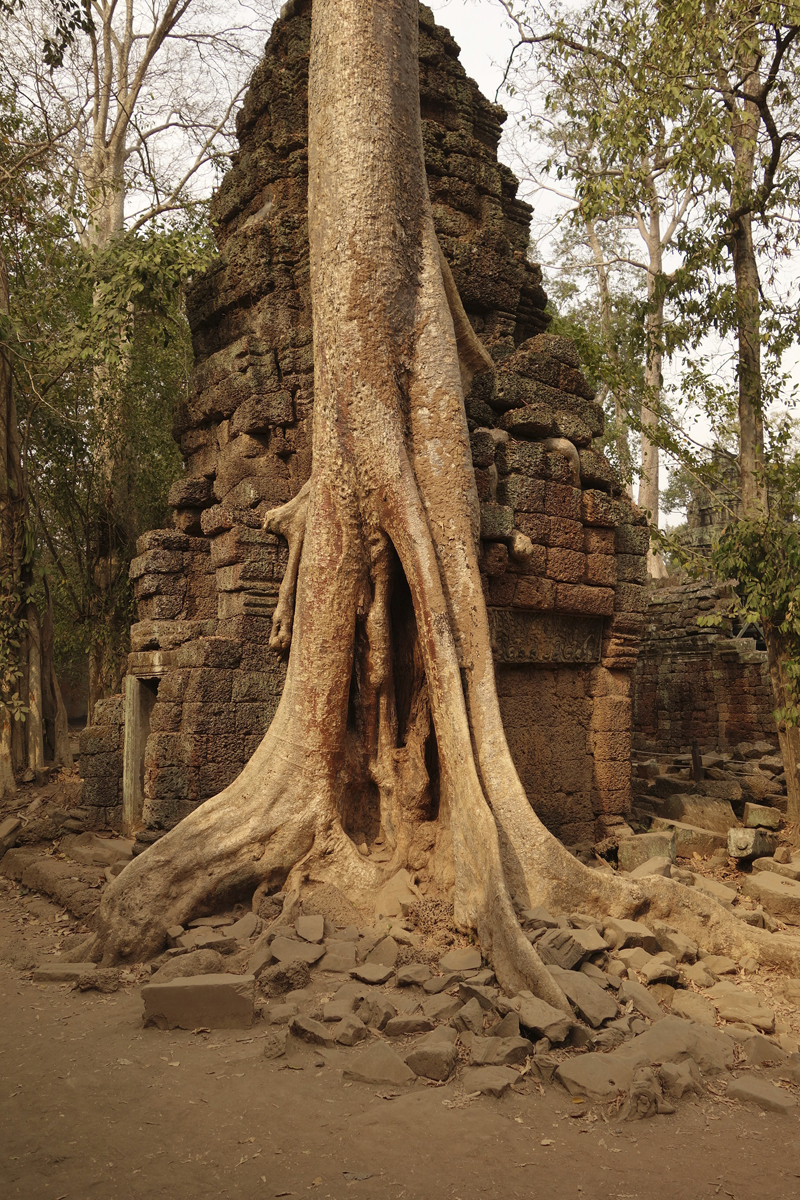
[122,675,159,837]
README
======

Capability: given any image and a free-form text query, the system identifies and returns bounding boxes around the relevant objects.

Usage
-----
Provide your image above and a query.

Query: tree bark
[765,628,800,829]
[637,200,667,579]
[88,0,800,985]
[0,250,18,799]
[42,577,73,768]
[26,602,44,773]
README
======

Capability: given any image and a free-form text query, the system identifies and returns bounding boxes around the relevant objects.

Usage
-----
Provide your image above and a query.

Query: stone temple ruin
[80,4,650,853]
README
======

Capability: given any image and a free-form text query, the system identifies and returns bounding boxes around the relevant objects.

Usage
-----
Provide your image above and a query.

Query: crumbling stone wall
[78,695,124,829]
[633,581,777,754]
[109,3,646,853]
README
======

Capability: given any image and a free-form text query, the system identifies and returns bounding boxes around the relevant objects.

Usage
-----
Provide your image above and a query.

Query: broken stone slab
[439,946,481,973]
[457,982,498,1011]
[33,962,98,984]
[651,921,698,964]
[266,1002,298,1025]
[556,1051,636,1100]
[604,919,658,954]
[651,818,727,858]
[351,962,394,985]
[187,915,235,928]
[396,963,431,987]
[176,928,237,953]
[462,1065,519,1097]
[513,994,575,1044]
[535,928,587,970]
[141,974,255,1030]
[680,962,719,988]
[752,856,800,882]
[617,946,653,972]
[570,926,609,955]
[344,1040,415,1085]
[659,1059,703,1100]
[641,956,679,986]
[356,994,397,1030]
[658,795,738,835]
[743,1034,787,1066]
[728,827,780,860]
[246,943,274,978]
[422,972,462,994]
[470,1035,532,1067]
[618,979,664,1023]
[743,803,783,830]
[374,868,422,920]
[366,936,399,969]
[715,996,775,1033]
[520,906,559,930]
[629,856,673,881]
[384,1014,435,1037]
[547,965,617,1028]
[727,1076,797,1113]
[227,912,259,942]
[323,982,367,1021]
[488,1012,521,1038]
[690,873,737,908]
[700,954,737,975]
[318,946,358,972]
[742,871,800,925]
[670,991,717,1028]
[295,914,325,943]
[0,815,21,860]
[61,832,134,867]
[270,936,326,965]
[453,997,485,1035]
[617,831,677,872]
[289,1015,334,1046]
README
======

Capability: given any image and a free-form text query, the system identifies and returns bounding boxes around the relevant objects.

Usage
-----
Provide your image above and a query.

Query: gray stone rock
[405,1038,457,1081]
[462,1065,518,1097]
[352,962,394,985]
[743,1034,787,1066]
[651,921,698,964]
[384,1015,435,1037]
[318,943,357,972]
[453,997,485,1035]
[659,1059,703,1099]
[617,946,652,971]
[604,919,658,953]
[641,956,680,986]
[344,1040,415,1085]
[142,974,255,1030]
[690,873,737,908]
[366,936,399,969]
[61,832,133,866]
[556,1052,635,1100]
[535,928,587,970]
[150,949,224,984]
[700,954,737,975]
[270,936,326,965]
[266,1002,298,1025]
[629,856,673,880]
[728,827,779,861]
[295,915,325,943]
[570,926,609,955]
[520,906,559,930]
[618,979,664,1023]
[651,819,727,857]
[439,946,481,972]
[396,963,431,987]
[333,1014,368,1046]
[356,993,397,1030]
[547,965,617,1028]
[752,856,800,882]
[727,1076,796,1113]
[742,870,800,924]
[658,795,738,834]
[488,1012,521,1038]
[671,990,717,1027]
[422,972,462,994]
[714,995,775,1033]
[514,994,575,1043]
[618,832,677,872]
[421,992,464,1021]
[288,1015,334,1046]
[681,961,716,987]
[457,982,498,1011]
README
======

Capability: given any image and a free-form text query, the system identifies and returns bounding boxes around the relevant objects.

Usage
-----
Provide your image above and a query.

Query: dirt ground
[1,879,800,1200]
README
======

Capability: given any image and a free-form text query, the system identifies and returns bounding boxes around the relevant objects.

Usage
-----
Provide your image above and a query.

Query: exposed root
[541,436,581,485]
[263,479,311,652]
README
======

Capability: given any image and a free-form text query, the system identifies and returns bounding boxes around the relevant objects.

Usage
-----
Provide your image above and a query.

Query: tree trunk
[731,211,766,516]
[42,577,73,768]
[765,628,800,829]
[637,204,667,579]
[585,221,632,495]
[0,249,18,799]
[26,602,44,773]
[89,0,800,984]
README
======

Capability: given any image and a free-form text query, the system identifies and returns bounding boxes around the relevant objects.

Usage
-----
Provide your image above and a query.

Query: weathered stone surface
[570,926,609,955]
[701,954,736,975]
[617,946,652,971]
[641,956,679,986]
[270,936,326,965]
[33,962,98,983]
[535,928,586,969]
[690,874,737,907]
[556,1052,635,1100]
[288,1015,334,1046]
[743,1034,788,1066]
[405,1038,457,1081]
[521,906,559,930]
[366,936,399,969]
[421,992,464,1021]
[453,997,486,1035]
[344,1040,415,1085]
[752,856,800,882]
[670,991,717,1027]
[618,979,664,1023]
[266,1002,298,1025]
[659,1060,703,1100]
[651,818,727,858]
[295,914,325,943]
[714,994,775,1033]
[728,827,779,860]
[617,832,676,872]
[258,960,311,996]
[651,921,698,964]
[457,982,499,1011]
[727,1076,796,1113]
[439,947,481,973]
[462,1065,519,1097]
[488,1012,521,1038]
[470,1036,532,1067]
[742,871,800,924]
[548,965,617,1027]
[681,962,716,988]
[658,795,738,834]
[742,803,782,830]
[604,919,658,953]
[228,912,259,941]
[142,974,255,1030]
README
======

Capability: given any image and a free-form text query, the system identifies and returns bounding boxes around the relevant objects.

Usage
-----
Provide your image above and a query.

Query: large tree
[89,0,800,991]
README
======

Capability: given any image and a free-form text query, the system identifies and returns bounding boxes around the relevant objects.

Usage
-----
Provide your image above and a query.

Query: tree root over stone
[86,0,800,994]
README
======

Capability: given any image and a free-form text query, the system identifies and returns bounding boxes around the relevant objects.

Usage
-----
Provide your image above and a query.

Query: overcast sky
[428,0,515,100]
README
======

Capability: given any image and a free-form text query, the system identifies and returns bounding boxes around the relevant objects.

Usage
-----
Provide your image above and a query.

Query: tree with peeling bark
[89,0,800,994]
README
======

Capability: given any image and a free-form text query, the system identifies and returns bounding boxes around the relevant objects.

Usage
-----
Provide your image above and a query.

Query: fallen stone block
[344,1040,415,1085]
[641,956,679,986]
[700,954,736,975]
[670,991,716,1027]
[617,831,676,872]
[142,974,254,1030]
[488,1012,521,1039]
[556,1051,635,1100]
[462,1065,518,1097]
[227,912,259,941]
[743,1034,787,1066]
[742,871,800,924]
[352,962,394,985]
[384,1015,435,1037]
[604,919,658,953]
[405,1038,457,1081]
[520,906,559,930]
[332,1014,368,1046]
[457,982,498,1011]
[514,994,575,1043]
[727,1076,796,1113]
[318,944,357,972]
[570,926,609,955]
[651,819,727,858]
[658,795,738,835]
[651,921,697,964]
[366,936,399,969]
[728,827,780,861]
[690,874,737,908]
[396,963,431,987]
[617,946,652,971]
[421,992,463,1021]
[535,928,587,969]
[743,803,782,830]
[270,936,326,965]
[752,856,800,882]
[295,914,324,943]
[374,868,421,920]
[618,979,664,1023]
[61,832,134,867]
[0,815,21,861]
[470,1036,532,1067]
[33,962,97,984]
[659,1060,703,1100]
[452,997,485,1035]
[266,1002,298,1025]
[150,949,224,984]
[289,1015,334,1046]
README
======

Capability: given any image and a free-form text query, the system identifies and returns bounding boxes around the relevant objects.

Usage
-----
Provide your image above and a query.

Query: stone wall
[633,581,777,754]
[78,695,124,829]
[106,2,647,854]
